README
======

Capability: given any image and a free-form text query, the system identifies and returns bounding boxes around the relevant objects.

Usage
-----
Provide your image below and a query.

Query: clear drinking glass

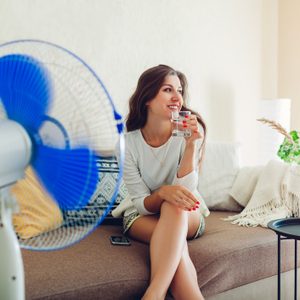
[171,110,191,137]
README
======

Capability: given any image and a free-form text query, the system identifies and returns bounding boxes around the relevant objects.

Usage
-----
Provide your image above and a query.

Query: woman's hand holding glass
[158,185,200,211]
[171,112,202,143]
[183,113,202,145]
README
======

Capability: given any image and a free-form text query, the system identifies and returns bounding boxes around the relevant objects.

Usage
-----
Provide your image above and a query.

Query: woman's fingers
[182,114,202,138]
[182,188,197,202]
[174,188,199,210]
[180,196,194,209]
[163,185,200,211]
[173,196,190,210]
[179,196,199,211]
[172,193,193,210]
[181,189,200,207]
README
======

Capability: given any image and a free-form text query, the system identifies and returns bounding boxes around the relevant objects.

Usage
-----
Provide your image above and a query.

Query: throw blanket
[225,160,300,227]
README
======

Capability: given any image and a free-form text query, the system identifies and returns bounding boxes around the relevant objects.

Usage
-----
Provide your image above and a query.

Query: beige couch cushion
[12,168,63,240]
[22,211,299,299]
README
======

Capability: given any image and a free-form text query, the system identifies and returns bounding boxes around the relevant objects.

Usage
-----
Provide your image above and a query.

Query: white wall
[278,0,300,131]
[0,0,279,165]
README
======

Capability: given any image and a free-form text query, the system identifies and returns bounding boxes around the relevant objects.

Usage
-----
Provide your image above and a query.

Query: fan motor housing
[0,120,32,187]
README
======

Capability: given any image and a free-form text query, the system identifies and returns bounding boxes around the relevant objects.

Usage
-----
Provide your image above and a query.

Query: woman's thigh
[128,206,201,243]
[128,214,159,243]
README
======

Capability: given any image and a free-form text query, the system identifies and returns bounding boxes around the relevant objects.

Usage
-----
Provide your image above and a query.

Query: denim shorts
[123,207,205,240]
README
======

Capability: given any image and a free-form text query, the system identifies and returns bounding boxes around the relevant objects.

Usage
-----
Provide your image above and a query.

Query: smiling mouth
[167,105,179,111]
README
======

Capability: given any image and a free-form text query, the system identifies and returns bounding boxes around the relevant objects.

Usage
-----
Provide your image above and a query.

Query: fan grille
[0,40,124,250]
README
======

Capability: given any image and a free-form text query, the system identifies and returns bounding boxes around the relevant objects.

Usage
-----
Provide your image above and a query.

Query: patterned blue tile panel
[62,156,127,226]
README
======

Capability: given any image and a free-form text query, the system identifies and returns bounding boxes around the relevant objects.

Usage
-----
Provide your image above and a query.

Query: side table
[268,218,300,300]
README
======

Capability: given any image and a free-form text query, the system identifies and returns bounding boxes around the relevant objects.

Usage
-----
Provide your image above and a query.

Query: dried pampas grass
[257,118,294,144]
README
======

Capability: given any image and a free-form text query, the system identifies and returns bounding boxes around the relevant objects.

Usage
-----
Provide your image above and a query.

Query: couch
[22,142,300,299]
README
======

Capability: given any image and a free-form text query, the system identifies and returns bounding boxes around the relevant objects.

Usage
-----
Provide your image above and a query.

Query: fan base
[0,187,25,300]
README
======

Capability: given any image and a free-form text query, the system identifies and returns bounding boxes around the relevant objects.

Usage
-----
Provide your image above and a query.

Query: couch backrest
[63,141,243,226]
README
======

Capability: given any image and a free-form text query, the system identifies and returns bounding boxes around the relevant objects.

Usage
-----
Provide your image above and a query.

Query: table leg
[295,239,297,300]
[278,234,281,300]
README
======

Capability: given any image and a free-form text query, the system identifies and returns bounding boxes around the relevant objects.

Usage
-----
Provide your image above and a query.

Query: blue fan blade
[0,54,51,131]
[32,145,98,210]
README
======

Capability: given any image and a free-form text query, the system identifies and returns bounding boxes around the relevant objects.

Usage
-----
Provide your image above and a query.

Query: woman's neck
[141,118,172,147]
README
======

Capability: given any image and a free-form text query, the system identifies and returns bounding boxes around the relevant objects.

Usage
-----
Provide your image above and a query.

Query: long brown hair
[126,64,207,165]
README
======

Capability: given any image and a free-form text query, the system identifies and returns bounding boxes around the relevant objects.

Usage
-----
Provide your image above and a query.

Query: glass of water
[171,110,191,137]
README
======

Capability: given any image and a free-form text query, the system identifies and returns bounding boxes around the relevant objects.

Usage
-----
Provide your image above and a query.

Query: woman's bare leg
[128,202,204,300]
[170,242,204,300]
[145,201,188,299]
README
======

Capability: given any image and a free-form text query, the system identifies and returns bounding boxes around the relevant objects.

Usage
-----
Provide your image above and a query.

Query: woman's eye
[178,90,183,95]
[164,88,172,92]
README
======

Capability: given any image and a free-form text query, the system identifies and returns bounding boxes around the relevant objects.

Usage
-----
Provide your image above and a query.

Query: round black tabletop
[268,218,300,240]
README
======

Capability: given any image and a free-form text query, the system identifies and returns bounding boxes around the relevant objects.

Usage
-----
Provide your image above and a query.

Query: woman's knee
[160,201,188,222]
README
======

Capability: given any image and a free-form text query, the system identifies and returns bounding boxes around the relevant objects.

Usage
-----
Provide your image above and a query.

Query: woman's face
[146,75,184,120]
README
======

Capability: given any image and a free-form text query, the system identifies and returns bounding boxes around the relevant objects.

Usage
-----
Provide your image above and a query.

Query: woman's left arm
[177,114,202,178]
[177,142,197,178]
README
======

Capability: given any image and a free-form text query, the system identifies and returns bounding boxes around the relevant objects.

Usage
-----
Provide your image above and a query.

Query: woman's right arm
[144,185,199,213]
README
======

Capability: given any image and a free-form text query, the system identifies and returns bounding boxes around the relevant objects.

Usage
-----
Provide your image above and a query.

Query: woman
[115,64,209,300]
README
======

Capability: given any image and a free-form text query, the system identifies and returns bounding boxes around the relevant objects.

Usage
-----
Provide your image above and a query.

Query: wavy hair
[126,64,207,165]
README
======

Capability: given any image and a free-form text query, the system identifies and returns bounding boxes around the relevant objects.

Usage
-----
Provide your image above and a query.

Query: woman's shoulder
[124,129,141,140]
[124,130,143,148]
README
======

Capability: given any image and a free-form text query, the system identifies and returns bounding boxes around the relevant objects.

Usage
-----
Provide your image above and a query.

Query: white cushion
[229,166,263,207]
[198,141,242,211]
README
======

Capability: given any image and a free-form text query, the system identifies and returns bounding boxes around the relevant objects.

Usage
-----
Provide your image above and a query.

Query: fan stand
[0,186,25,300]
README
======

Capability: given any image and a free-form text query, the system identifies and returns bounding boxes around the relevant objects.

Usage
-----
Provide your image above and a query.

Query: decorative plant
[257,118,300,164]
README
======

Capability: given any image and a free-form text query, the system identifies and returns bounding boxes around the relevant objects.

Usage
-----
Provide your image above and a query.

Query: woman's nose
[172,91,182,100]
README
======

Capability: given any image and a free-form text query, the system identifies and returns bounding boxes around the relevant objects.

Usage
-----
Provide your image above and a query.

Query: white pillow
[198,141,242,212]
[229,166,263,207]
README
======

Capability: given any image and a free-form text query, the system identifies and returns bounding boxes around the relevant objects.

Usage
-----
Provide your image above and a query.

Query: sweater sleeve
[172,139,202,190]
[172,170,199,191]
[116,138,154,216]
[172,139,210,217]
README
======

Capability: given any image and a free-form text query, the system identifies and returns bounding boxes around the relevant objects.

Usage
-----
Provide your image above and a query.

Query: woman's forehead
[162,75,181,87]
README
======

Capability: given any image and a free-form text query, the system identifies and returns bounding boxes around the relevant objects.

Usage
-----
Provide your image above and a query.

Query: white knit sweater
[113,129,209,217]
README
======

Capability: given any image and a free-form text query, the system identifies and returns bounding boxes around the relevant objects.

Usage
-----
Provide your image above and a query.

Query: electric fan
[0,39,124,300]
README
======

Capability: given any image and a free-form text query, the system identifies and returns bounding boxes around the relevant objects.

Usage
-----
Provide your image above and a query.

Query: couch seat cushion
[23,225,149,300]
[22,212,299,299]
[193,211,300,297]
